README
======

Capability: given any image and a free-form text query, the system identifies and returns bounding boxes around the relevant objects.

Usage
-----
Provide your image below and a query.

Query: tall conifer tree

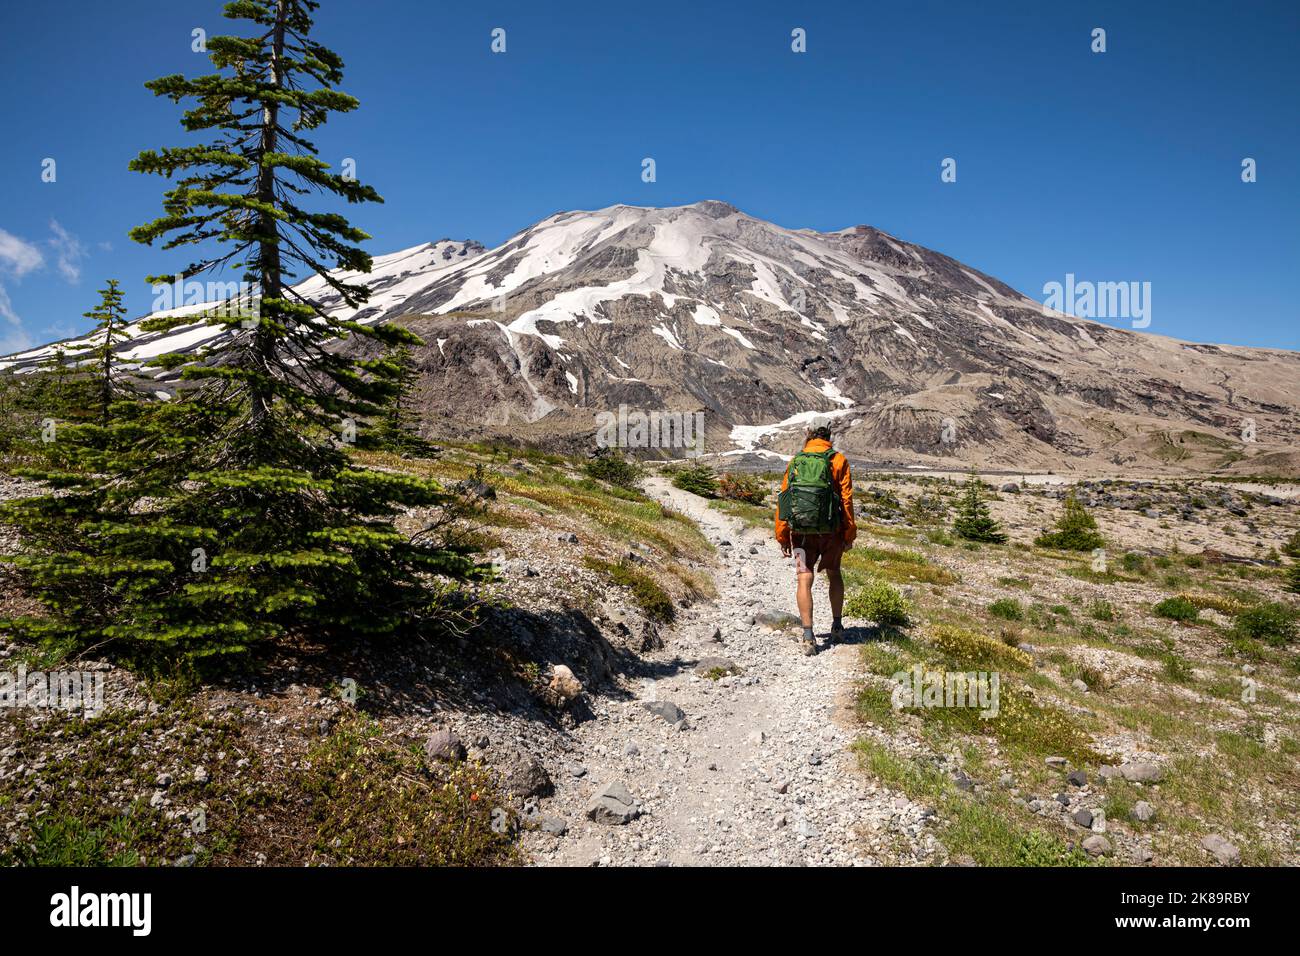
[1,0,479,668]
[77,279,130,425]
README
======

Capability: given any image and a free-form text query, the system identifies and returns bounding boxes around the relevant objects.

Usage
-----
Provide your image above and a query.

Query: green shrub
[583,557,675,623]
[1288,561,1300,595]
[1231,602,1297,647]
[717,471,767,505]
[988,598,1024,621]
[1121,552,1149,574]
[1089,600,1116,622]
[670,462,718,498]
[845,578,910,628]
[1161,652,1195,683]
[1281,531,1300,559]
[584,450,644,490]
[1035,494,1105,551]
[1153,596,1200,623]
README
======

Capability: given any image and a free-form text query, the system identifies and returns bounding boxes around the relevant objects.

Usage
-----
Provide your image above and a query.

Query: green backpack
[778,449,841,534]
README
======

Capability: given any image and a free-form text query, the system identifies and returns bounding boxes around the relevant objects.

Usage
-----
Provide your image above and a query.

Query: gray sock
[802,626,814,641]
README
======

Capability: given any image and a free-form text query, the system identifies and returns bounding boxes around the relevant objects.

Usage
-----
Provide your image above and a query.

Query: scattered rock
[1119,762,1163,783]
[642,700,686,723]
[1082,835,1113,857]
[587,782,639,825]
[1072,809,1094,828]
[425,727,466,762]
[505,756,553,799]
[1066,769,1087,788]
[547,665,583,704]
[1201,834,1241,866]
[1132,801,1155,822]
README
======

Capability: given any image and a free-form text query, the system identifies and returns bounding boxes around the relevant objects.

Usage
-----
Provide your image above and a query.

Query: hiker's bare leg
[796,570,814,628]
[827,567,844,620]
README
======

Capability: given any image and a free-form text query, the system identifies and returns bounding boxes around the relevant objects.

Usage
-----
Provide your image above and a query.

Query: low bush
[1153,596,1200,623]
[717,471,766,505]
[670,462,718,498]
[584,451,644,490]
[1230,602,1297,647]
[988,598,1024,621]
[845,578,910,628]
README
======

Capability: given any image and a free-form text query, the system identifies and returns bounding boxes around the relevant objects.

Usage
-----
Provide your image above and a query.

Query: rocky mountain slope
[6,201,1297,474]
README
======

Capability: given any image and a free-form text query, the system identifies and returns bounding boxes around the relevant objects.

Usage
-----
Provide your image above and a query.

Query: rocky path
[524,477,932,866]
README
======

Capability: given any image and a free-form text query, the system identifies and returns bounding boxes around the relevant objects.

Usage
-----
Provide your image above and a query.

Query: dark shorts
[792,533,844,574]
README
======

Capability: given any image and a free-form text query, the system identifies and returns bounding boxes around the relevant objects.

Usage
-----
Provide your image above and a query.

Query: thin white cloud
[48,219,88,283]
[0,228,45,278]
[0,222,91,355]
[0,283,32,353]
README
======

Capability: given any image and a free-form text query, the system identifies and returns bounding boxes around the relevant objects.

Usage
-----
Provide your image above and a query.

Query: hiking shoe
[829,621,845,643]
[800,638,817,657]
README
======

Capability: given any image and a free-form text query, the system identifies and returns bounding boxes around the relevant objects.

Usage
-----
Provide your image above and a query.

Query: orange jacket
[774,438,856,546]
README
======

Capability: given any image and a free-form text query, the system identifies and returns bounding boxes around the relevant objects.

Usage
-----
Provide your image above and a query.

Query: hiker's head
[806,418,832,443]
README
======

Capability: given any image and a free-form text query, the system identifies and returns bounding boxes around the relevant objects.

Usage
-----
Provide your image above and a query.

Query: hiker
[774,420,856,655]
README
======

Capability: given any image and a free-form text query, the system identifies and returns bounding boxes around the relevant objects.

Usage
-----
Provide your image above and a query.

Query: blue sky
[1,0,1296,352]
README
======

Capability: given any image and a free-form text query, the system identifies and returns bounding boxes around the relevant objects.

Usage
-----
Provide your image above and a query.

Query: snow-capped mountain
[6,201,1299,474]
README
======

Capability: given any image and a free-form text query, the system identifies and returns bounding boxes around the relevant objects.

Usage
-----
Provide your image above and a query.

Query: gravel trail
[525,477,932,866]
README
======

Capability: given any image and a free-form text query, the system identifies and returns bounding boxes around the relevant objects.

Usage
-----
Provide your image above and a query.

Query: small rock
[1082,835,1113,857]
[587,782,639,825]
[1066,769,1087,788]
[548,665,583,703]
[1201,834,1241,866]
[1132,801,1155,822]
[1045,756,1068,767]
[540,817,568,837]
[425,727,466,762]
[642,700,686,723]
[1072,809,1094,828]
[1119,762,1163,783]
[505,756,553,799]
